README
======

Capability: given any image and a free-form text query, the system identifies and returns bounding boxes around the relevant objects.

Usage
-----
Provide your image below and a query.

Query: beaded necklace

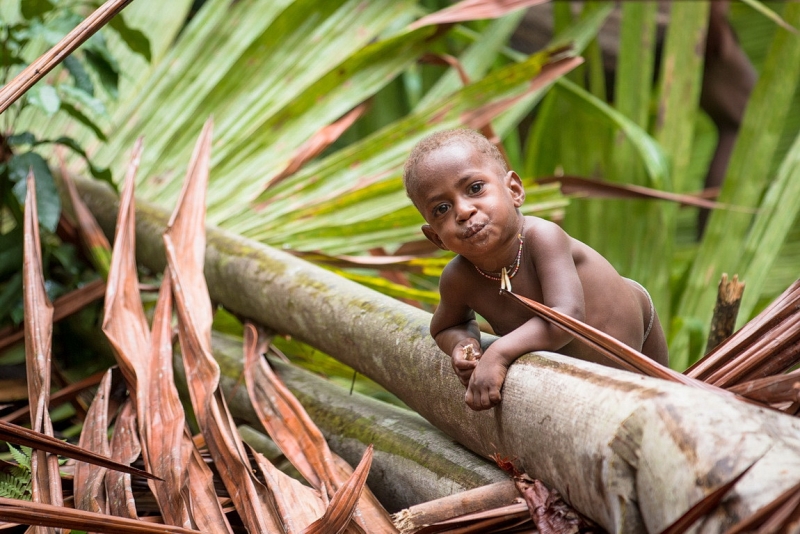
[474,234,524,282]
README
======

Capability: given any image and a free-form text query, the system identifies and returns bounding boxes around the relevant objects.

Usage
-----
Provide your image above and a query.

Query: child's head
[403,129,508,209]
[402,128,525,259]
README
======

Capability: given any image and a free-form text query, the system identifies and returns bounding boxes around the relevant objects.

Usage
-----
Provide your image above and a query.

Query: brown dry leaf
[302,445,374,534]
[729,369,800,404]
[164,119,281,532]
[243,324,397,532]
[409,0,549,30]
[186,441,233,533]
[102,139,225,530]
[288,250,440,274]
[0,421,157,480]
[536,176,754,212]
[74,369,112,515]
[516,478,585,534]
[262,104,367,192]
[0,497,200,534]
[243,324,335,489]
[414,503,530,533]
[22,171,64,529]
[102,137,151,404]
[251,450,326,532]
[140,273,197,530]
[106,399,141,519]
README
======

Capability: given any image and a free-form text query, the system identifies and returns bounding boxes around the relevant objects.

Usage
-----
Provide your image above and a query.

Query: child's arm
[466,220,584,410]
[431,263,483,386]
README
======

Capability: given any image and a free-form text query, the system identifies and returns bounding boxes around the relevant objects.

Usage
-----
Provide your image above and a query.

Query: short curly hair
[403,129,507,207]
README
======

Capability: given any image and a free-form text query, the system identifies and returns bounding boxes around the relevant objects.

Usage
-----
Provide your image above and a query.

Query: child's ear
[505,171,526,207]
[422,224,449,251]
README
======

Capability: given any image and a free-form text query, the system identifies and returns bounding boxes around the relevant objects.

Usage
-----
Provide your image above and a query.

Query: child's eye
[433,203,449,216]
[468,182,484,194]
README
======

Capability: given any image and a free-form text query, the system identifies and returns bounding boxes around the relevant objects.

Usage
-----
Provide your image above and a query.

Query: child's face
[412,141,525,260]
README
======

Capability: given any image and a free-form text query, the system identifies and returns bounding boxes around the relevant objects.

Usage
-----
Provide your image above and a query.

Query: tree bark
[705,273,745,354]
[76,177,800,533]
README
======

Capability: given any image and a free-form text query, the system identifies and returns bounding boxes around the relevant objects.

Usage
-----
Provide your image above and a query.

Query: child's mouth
[463,223,486,239]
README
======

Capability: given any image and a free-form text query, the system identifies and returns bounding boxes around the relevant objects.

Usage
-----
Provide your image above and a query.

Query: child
[403,129,669,411]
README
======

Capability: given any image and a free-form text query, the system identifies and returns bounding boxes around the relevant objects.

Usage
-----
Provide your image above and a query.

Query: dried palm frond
[164,119,282,532]
[0,0,134,113]
[73,370,112,515]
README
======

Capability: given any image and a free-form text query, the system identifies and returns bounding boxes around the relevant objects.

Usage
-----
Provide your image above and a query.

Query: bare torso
[446,217,648,367]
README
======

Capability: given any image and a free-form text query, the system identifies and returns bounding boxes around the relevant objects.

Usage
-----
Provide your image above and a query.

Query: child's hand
[451,339,480,386]
[465,358,508,411]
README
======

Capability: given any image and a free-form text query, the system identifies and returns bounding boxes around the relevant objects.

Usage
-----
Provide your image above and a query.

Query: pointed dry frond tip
[0,0,134,113]
[22,171,54,410]
[0,497,200,534]
[168,121,281,534]
[102,136,150,396]
[22,170,64,515]
[302,445,374,534]
[409,0,549,29]
[164,118,214,345]
[74,369,112,515]
[0,421,160,481]
[251,451,326,530]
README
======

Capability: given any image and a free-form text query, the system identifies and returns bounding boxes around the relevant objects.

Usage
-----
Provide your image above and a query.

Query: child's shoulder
[522,215,571,245]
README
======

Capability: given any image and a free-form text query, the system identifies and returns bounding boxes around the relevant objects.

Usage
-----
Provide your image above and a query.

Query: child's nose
[455,200,476,222]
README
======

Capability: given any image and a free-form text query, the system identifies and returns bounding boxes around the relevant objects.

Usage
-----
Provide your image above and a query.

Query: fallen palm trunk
[194,332,510,512]
[76,176,800,533]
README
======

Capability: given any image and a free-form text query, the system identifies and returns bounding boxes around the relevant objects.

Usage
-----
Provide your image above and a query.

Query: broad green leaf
[0,272,23,326]
[26,84,60,115]
[9,152,60,232]
[0,231,23,278]
[63,55,94,96]
[7,132,36,147]
[19,0,54,21]
[46,137,112,185]
[58,102,107,142]
[736,131,800,322]
[108,13,151,62]
[83,49,119,99]
[555,79,669,189]
[58,83,108,120]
